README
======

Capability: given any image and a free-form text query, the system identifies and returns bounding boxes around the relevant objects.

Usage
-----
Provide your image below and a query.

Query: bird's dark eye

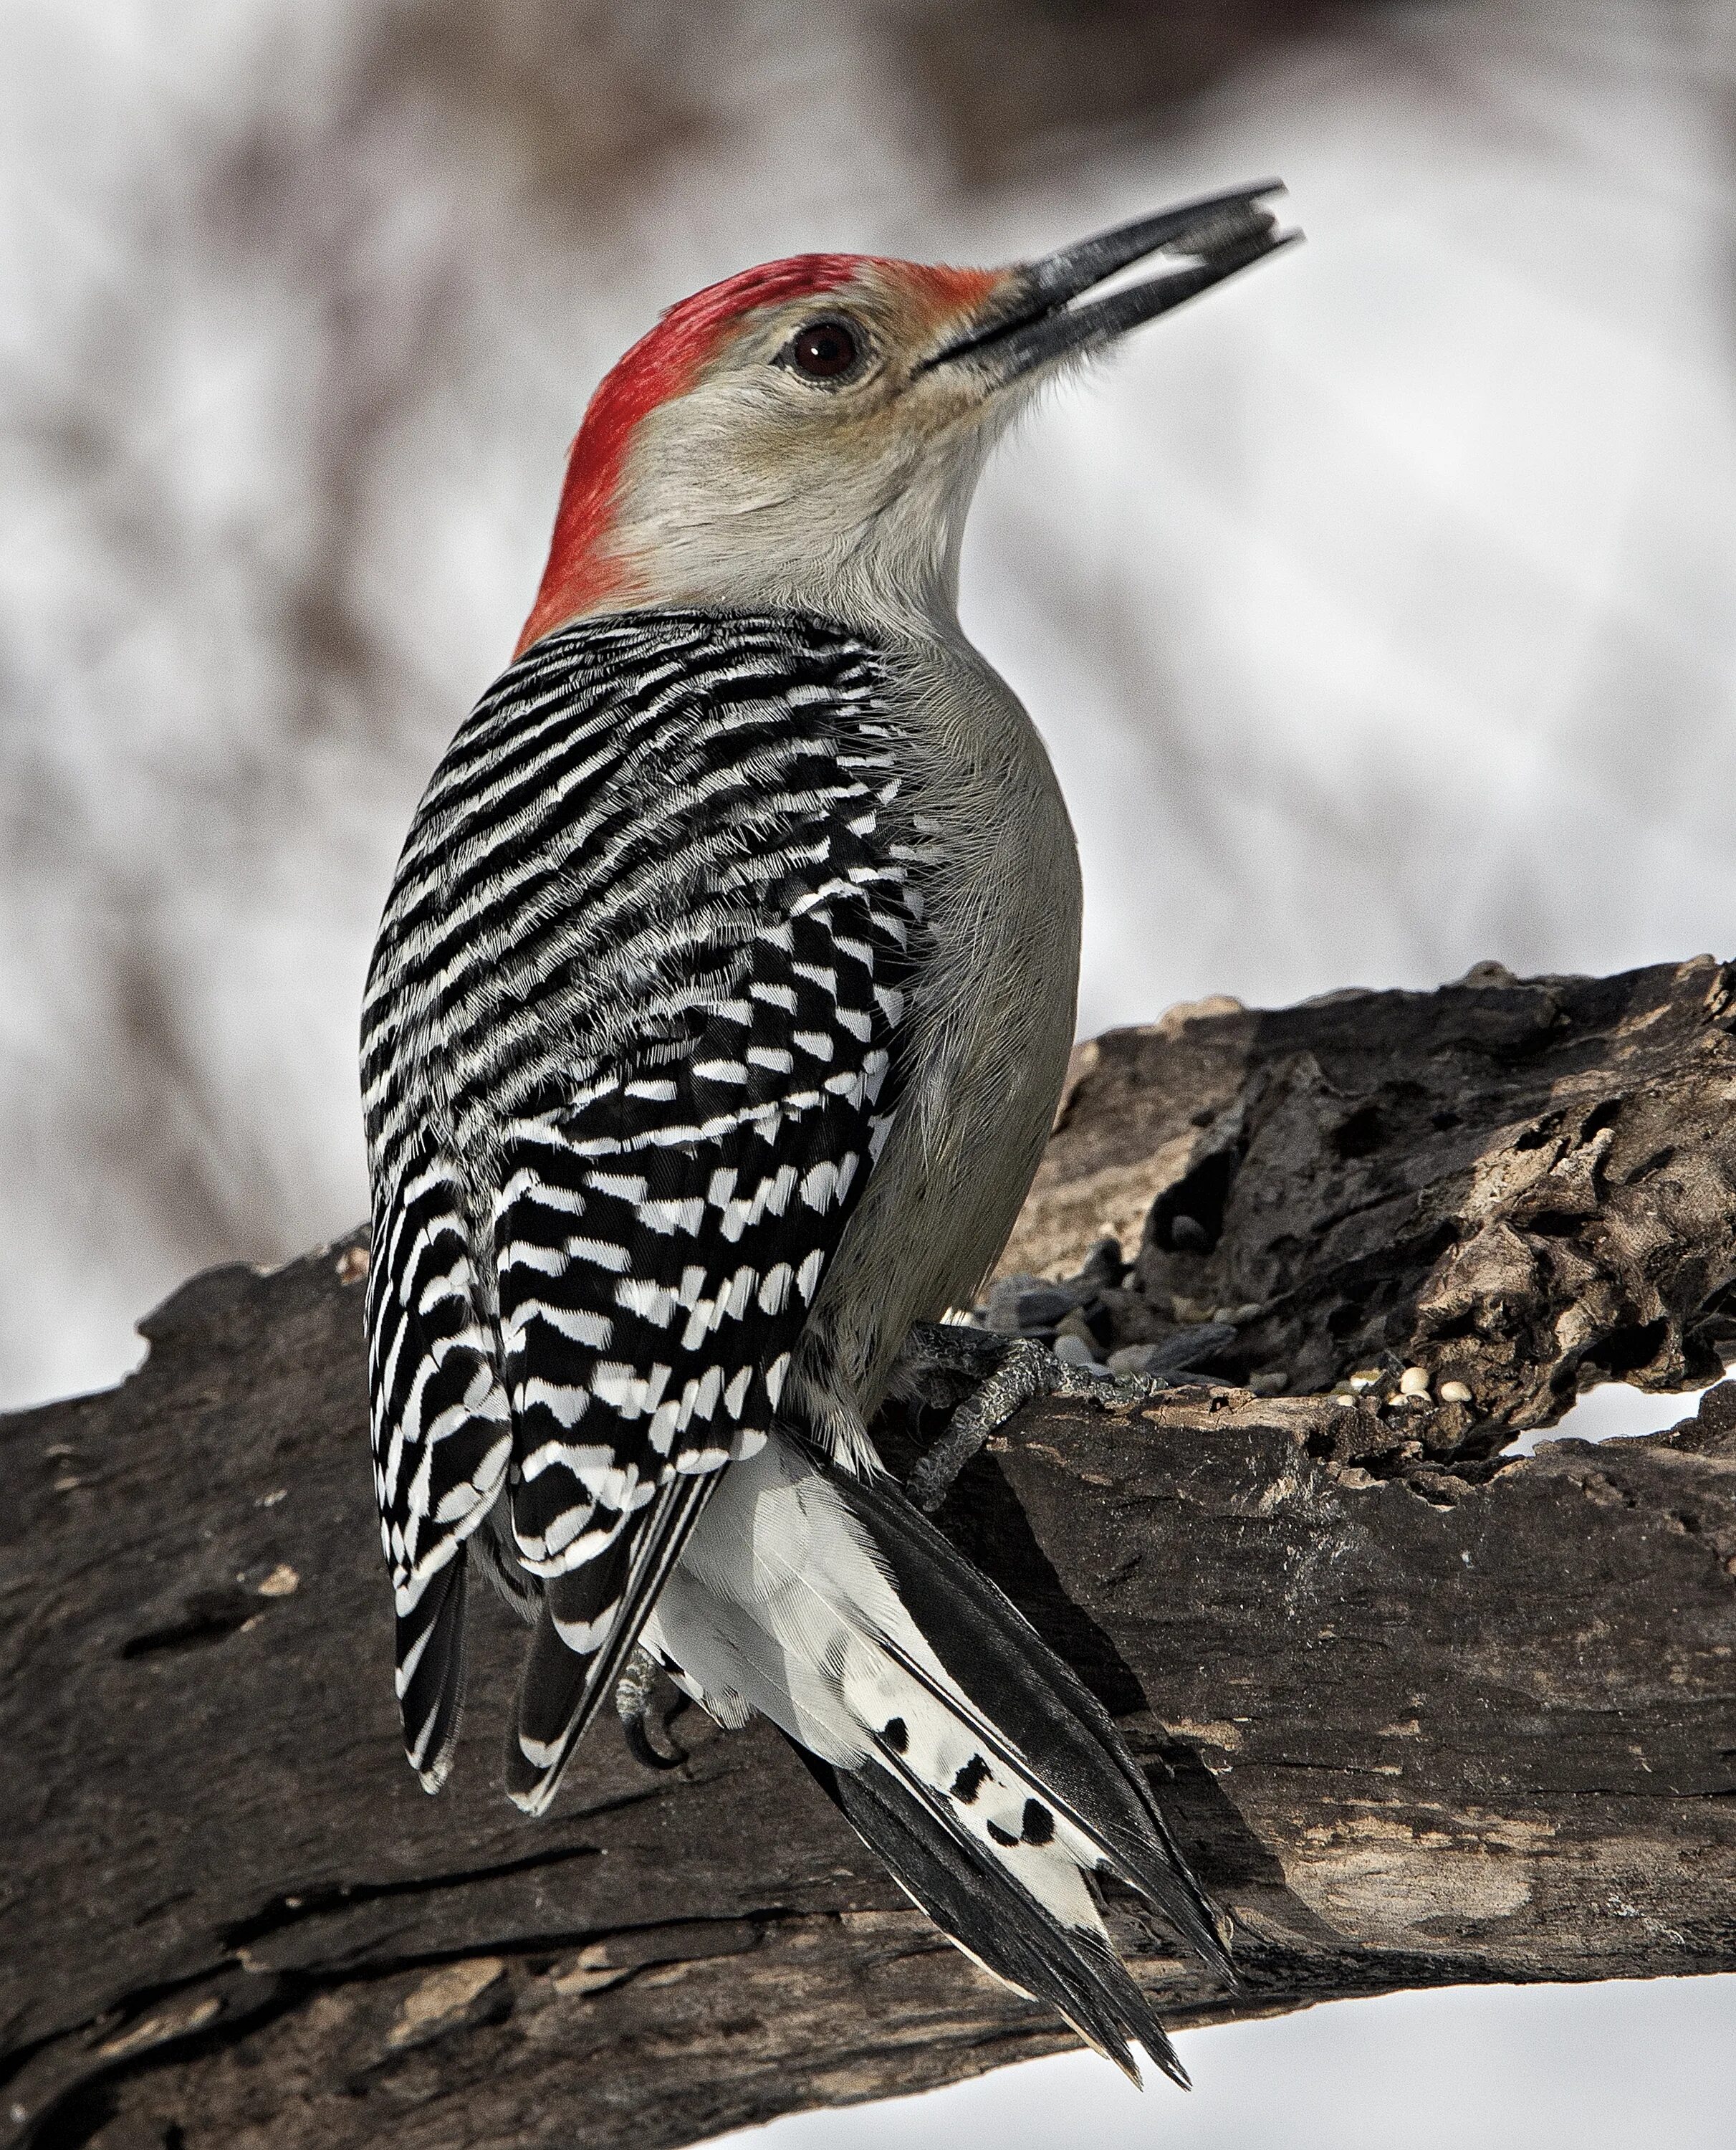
[789,318,860,381]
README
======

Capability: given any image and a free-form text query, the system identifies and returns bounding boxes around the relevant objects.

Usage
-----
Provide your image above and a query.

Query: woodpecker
[363,183,1293,2083]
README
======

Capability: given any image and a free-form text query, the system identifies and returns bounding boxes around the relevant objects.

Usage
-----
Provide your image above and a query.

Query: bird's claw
[903,1336,1170,1514]
[614,1645,689,1771]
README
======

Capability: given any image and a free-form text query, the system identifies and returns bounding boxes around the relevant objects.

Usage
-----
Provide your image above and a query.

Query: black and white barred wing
[366,1147,512,1788]
[494,947,907,1812]
[362,611,922,1810]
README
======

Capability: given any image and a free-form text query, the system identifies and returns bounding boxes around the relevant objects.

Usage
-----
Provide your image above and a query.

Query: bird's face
[517,185,1294,651]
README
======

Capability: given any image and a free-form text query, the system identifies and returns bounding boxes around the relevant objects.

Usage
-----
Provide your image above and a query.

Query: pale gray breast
[804,622,1083,1418]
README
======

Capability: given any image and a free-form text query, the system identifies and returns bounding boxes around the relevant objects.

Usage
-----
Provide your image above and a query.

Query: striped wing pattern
[361,611,923,1802]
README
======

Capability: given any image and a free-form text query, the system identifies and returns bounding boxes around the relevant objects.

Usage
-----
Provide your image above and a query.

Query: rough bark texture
[4,957,1735,2150]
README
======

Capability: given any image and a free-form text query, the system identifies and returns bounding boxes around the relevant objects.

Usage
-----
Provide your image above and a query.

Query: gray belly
[793,626,1083,1454]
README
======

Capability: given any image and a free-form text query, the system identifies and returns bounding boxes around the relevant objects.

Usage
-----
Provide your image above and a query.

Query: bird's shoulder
[363,608,932,1106]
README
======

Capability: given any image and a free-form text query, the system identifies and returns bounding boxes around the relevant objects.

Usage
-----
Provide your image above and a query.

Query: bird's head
[517,183,1295,654]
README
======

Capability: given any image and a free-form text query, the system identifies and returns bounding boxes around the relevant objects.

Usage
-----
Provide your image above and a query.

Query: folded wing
[362,610,921,1805]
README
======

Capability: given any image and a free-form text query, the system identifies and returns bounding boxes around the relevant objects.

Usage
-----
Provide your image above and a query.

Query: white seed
[1439,1379,1472,1405]
[1348,1370,1381,1392]
[1398,1366,1432,1398]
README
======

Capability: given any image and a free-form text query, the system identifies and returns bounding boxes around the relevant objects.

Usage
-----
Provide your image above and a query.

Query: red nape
[513,254,1000,655]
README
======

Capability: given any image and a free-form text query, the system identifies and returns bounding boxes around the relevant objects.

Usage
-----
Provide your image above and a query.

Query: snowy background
[4,0,1734,2140]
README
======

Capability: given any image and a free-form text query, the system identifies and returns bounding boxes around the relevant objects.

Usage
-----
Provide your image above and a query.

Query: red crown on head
[515,257,868,654]
[514,253,1000,654]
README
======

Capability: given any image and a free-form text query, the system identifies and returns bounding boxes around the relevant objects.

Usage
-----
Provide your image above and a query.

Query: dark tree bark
[4,957,1735,2150]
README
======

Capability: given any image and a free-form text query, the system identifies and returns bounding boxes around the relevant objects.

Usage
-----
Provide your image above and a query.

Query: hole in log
[1333,1104,1386,1159]
[1151,1148,1239,1256]
[1579,1096,1623,1140]
[1585,1318,1670,1380]
[1522,1212,1586,1239]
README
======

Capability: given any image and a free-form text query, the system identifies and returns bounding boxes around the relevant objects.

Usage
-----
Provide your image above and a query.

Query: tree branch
[5,958,1735,2150]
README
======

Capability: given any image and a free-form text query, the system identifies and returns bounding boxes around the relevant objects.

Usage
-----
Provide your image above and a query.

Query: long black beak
[924,182,1297,385]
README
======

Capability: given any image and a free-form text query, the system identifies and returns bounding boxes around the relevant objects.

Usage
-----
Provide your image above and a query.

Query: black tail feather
[792,1742,1189,2088]
[834,1462,1232,1984]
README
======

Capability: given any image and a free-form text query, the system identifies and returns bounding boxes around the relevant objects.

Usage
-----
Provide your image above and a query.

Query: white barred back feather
[362,610,921,1799]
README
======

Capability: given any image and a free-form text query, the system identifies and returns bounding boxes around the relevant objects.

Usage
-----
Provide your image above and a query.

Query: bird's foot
[893,1234,1243,1514]
[899,1325,1174,1514]
[614,1644,689,1771]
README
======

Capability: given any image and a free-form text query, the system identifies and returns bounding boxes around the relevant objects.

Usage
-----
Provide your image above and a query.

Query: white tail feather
[642,1430,1116,1943]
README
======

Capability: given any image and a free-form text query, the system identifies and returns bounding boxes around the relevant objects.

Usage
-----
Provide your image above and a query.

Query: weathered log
[4,957,1734,2150]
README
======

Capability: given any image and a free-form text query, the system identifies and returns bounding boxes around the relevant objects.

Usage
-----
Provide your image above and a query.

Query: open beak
[924,181,1298,387]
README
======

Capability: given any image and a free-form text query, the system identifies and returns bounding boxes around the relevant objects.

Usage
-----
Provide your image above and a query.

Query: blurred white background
[736,1975,1736,2150]
[4,0,1733,2140]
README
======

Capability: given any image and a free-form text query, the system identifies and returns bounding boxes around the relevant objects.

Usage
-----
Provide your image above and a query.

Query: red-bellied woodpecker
[363,183,1295,2082]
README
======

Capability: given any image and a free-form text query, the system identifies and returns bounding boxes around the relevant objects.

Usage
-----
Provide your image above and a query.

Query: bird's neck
[524,443,985,653]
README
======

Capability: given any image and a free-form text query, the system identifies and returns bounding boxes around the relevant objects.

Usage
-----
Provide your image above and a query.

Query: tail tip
[1146,2031,1192,2092]
[409,1734,456,1794]
[505,1769,557,1817]
[1088,2024,1190,2091]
